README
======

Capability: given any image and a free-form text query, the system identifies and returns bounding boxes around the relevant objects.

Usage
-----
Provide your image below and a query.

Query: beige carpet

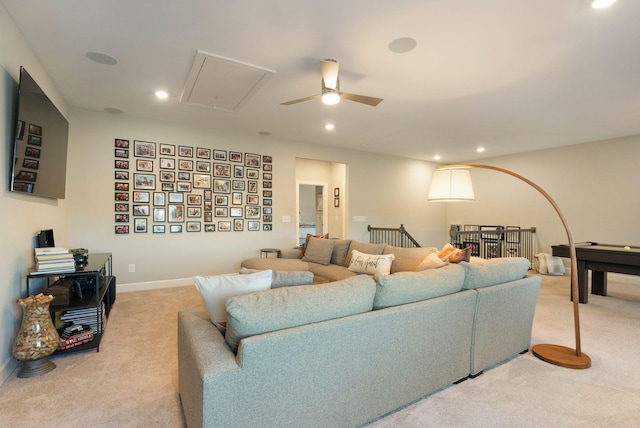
[1,274,639,428]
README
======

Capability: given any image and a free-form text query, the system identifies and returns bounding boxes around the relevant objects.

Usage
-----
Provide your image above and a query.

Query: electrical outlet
[128,264,135,273]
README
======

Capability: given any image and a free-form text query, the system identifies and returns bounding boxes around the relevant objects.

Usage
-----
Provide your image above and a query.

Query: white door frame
[296,180,328,243]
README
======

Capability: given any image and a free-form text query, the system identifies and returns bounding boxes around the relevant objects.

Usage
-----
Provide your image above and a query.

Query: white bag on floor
[534,253,566,275]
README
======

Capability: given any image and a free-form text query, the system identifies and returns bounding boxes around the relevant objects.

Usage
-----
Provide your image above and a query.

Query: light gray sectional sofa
[178,256,541,428]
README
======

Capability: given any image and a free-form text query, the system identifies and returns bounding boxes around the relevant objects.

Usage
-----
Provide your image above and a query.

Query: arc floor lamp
[428,164,591,369]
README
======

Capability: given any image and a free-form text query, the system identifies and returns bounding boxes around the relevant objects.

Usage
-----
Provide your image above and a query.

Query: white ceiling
[3,0,639,162]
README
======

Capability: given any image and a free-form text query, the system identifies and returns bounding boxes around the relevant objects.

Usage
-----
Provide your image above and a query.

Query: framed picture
[115,139,129,148]
[168,192,183,203]
[196,161,211,172]
[153,208,166,222]
[263,215,272,222]
[159,143,175,156]
[233,165,244,178]
[178,171,191,180]
[230,207,243,217]
[213,163,230,177]
[160,171,175,182]
[160,158,175,169]
[187,207,202,218]
[245,205,260,219]
[115,192,129,202]
[263,172,272,180]
[196,147,211,159]
[115,225,129,234]
[215,207,228,217]
[263,181,272,189]
[193,173,211,189]
[134,218,147,233]
[153,225,165,234]
[115,213,129,223]
[263,198,272,206]
[136,159,153,171]
[204,212,213,222]
[263,224,272,231]
[218,221,231,232]
[115,148,128,158]
[246,169,259,179]
[168,204,184,222]
[213,179,231,193]
[187,221,201,232]
[170,224,182,233]
[247,180,257,193]
[263,207,272,214]
[245,153,260,167]
[115,160,129,169]
[28,123,42,136]
[115,171,129,180]
[133,191,149,203]
[334,197,340,208]
[334,188,340,197]
[153,192,165,206]
[115,182,129,191]
[215,195,228,205]
[263,163,272,172]
[134,140,156,158]
[25,147,40,158]
[263,155,272,164]
[204,201,212,211]
[213,150,227,160]
[177,182,192,192]
[187,194,202,205]
[234,219,244,231]
[204,224,216,232]
[203,190,212,200]
[179,159,193,171]
[248,221,260,231]
[232,180,245,191]
[246,195,259,205]
[162,183,174,191]
[232,192,242,205]
[263,190,272,197]
[178,146,193,157]
[115,203,129,212]
[27,135,41,146]
[15,170,36,182]
[229,151,242,162]
[133,205,149,216]
[133,174,155,190]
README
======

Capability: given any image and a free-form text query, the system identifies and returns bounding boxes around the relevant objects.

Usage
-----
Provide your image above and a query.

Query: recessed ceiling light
[155,90,169,99]
[325,123,334,130]
[388,37,417,54]
[434,155,441,161]
[477,147,485,153]
[258,131,272,136]
[591,0,616,9]
[86,51,118,65]
[104,107,124,114]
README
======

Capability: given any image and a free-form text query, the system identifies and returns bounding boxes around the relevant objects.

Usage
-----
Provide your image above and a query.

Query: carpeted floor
[1,274,639,427]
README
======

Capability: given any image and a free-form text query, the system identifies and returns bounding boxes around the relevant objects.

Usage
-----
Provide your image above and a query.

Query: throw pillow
[192,270,272,331]
[225,275,376,353]
[344,241,386,267]
[330,239,352,266]
[300,233,324,257]
[348,249,395,275]
[239,267,314,288]
[301,237,335,265]
[437,243,457,261]
[416,253,446,270]
[448,247,471,263]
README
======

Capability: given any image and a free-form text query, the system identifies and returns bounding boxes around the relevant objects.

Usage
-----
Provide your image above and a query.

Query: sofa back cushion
[461,257,531,289]
[330,239,352,266]
[382,245,438,273]
[301,237,336,265]
[344,241,386,267]
[373,264,464,309]
[239,267,314,288]
[225,275,376,353]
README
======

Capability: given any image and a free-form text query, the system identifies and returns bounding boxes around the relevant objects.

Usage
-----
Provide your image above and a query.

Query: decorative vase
[12,293,59,378]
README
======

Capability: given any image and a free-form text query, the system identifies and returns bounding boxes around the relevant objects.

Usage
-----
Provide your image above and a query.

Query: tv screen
[10,66,69,199]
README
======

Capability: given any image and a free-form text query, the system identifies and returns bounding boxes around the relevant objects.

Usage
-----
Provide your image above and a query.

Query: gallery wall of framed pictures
[113,139,273,234]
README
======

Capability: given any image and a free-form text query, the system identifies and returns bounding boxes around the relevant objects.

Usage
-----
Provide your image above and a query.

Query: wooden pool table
[551,242,640,303]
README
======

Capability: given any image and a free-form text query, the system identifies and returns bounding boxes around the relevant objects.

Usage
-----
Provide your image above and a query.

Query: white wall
[0,4,70,383]
[65,108,448,287]
[447,136,640,269]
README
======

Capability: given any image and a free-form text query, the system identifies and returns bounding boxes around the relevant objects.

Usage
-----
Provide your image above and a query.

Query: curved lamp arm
[432,164,590,369]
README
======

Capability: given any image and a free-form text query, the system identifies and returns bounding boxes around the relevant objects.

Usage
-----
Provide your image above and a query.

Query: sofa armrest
[281,248,302,259]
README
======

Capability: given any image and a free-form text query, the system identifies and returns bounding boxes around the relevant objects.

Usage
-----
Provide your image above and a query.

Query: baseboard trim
[0,358,19,386]
[117,277,194,293]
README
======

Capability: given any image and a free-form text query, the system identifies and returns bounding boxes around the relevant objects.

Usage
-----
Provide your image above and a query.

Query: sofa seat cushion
[225,275,376,353]
[383,245,438,273]
[373,264,465,310]
[461,257,531,289]
[241,257,309,271]
[308,263,358,283]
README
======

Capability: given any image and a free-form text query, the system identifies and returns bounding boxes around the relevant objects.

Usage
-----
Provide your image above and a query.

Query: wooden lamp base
[531,344,591,369]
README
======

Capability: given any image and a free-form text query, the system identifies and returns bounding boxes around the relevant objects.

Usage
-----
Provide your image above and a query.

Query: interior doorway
[295,158,347,244]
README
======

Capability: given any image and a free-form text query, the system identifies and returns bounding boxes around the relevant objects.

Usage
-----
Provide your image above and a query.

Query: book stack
[58,324,94,351]
[59,303,106,334]
[34,247,76,274]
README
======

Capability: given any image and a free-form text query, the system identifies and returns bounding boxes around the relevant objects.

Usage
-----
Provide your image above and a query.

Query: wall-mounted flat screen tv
[10,66,69,199]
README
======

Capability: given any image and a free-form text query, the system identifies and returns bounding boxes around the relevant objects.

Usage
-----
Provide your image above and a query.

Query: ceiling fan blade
[320,59,339,90]
[340,92,384,107]
[280,94,322,105]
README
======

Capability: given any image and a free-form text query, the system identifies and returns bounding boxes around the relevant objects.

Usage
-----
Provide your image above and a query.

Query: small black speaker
[37,229,55,247]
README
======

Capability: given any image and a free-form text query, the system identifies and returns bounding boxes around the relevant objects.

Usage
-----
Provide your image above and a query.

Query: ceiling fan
[281,59,383,107]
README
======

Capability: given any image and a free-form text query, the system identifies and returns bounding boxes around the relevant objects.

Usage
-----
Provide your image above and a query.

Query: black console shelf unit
[26,253,116,353]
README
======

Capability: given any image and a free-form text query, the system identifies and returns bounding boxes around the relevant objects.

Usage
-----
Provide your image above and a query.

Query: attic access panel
[181,50,275,113]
